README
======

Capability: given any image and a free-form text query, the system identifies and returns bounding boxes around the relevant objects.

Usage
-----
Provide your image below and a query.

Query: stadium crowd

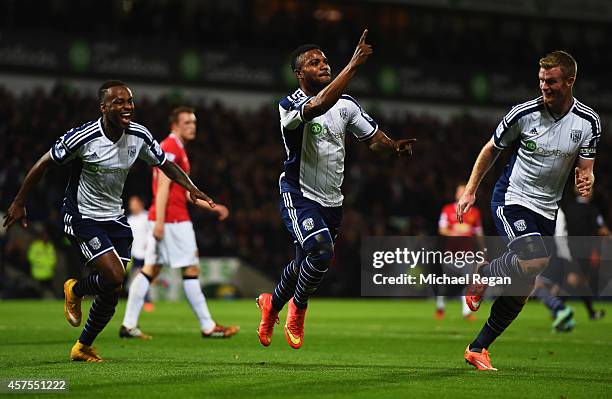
[1,84,609,298]
[3,0,610,73]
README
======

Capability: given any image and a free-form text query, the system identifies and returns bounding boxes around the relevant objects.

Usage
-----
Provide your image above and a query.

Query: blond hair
[539,51,577,80]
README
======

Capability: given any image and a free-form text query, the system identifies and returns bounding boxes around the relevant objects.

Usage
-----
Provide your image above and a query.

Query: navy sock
[272,260,299,311]
[294,258,328,309]
[533,287,565,315]
[78,292,119,346]
[73,272,107,297]
[479,251,525,280]
[470,296,526,350]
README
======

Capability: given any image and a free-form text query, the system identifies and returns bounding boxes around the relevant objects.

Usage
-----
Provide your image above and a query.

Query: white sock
[122,273,150,329]
[436,296,445,310]
[183,278,215,332]
[461,296,472,317]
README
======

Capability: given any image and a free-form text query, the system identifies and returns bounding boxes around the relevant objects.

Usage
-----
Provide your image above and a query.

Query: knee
[104,267,125,289]
[508,234,549,267]
[182,265,200,278]
[142,264,161,281]
[509,234,549,278]
[307,240,334,268]
[518,257,549,278]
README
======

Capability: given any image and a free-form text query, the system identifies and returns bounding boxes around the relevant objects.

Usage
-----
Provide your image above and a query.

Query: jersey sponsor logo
[83,163,124,174]
[302,218,315,231]
[513,219,527,232]
[524,140,537,151]
[523,140,573,158]
[89,237,102,250]
[309,122,324,136]
[90,152,98,159]
[128,145,137,158]
[526,127,537,136]
[570,129,582,143]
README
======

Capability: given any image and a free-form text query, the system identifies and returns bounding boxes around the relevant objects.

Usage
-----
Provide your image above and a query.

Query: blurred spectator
[1,0,610,73]
[27,224,58,298]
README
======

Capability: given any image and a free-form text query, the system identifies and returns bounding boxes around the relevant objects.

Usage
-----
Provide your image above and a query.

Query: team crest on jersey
[570,129,582,143]
[302,218,315,231]
[89,237,102,250]
[128,145,137,158]
[339,107,349,121]
[513,219,527,232]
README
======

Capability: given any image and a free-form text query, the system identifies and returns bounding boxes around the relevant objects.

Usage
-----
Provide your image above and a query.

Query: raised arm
[456,138,501,223]
[3,152,56,228]
[158,160,215,207]
[302,29,372,121]
[366,129,416,157]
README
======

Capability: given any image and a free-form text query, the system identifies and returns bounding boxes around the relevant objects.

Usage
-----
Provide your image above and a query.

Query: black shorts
[62,210,133,266]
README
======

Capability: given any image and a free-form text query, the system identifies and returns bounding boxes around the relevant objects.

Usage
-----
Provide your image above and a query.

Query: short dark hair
[98,80,127,103]
[290,44,322,71]
[169,106,195,126]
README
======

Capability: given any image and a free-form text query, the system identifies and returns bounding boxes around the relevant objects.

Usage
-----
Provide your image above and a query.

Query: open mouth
[120,112,132,124]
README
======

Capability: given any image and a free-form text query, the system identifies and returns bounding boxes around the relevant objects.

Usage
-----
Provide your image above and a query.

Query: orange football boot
[256,293,279,347]
[284,298,307,349]
[63,279,82,327]
[464,345,497,371]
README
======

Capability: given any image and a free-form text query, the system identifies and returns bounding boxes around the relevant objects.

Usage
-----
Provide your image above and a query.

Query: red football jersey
[439,202,482,252]
[149,133,191,222]
[439,203,482,237]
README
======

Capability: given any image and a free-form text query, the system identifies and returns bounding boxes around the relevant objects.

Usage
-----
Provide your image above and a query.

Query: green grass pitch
[0,299,610,398]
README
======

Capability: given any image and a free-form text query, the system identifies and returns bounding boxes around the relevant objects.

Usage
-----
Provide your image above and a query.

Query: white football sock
[183,278,215,332]
[462,296,472,317]
[436,296,445,310]
[122,272,150,329]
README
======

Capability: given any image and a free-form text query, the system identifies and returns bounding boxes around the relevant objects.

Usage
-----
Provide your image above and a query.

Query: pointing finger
[359,29,368,44]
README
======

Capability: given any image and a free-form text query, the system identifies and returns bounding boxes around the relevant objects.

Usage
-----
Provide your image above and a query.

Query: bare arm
[158,160,214,207]
[367,129,416,157]
[302,29,372,121]
[3,152,56,228]
[186,192,229,221]
[456,138,501,222]
[575,157,595,197]
[153,170,171,240]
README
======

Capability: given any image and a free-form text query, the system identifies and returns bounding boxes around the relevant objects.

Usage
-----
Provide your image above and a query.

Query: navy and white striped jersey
[50,118,166,220]
[278,89,378,207]
[492,97,601,219]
